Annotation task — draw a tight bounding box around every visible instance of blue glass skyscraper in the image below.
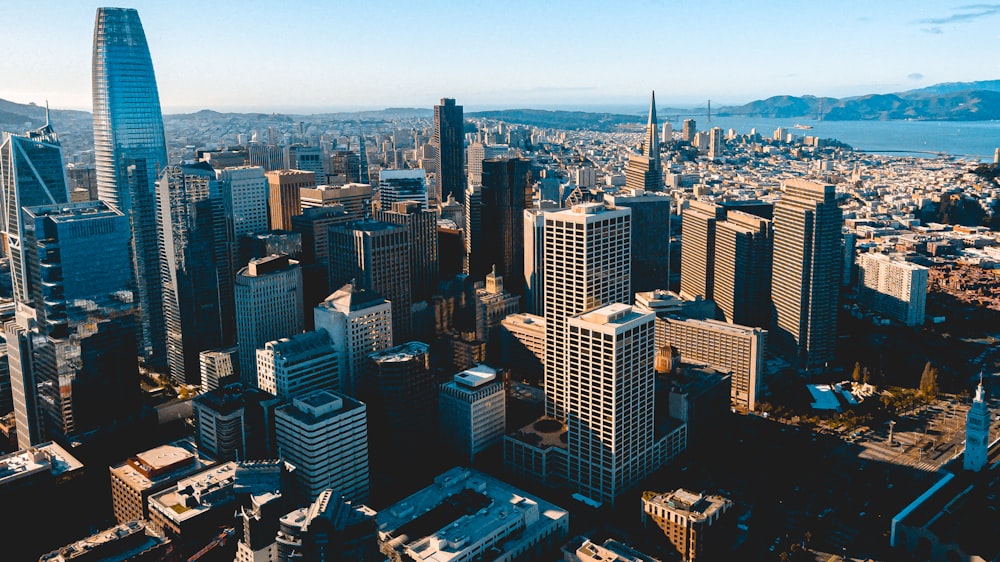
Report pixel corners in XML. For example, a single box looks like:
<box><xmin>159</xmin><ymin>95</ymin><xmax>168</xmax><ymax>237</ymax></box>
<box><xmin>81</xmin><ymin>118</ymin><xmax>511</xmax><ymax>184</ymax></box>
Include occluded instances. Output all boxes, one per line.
<box><xmin>0</xmin><ymin>116</ymin><xmax>71</xmax><ymax>304</ymax></box>
<box><xmin>92</xmin><ymin>7</ymin><xmax>168</xmax><ymax>369</ymax></box>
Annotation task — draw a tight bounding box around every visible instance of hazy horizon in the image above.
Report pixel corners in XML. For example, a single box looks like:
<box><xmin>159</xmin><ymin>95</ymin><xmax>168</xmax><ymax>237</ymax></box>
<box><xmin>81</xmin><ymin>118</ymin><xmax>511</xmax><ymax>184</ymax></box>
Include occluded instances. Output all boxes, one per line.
<box><xmin>4</xmin><ymin>1</ymin><xmax>1000</xmax><ymax>115</ymax></box>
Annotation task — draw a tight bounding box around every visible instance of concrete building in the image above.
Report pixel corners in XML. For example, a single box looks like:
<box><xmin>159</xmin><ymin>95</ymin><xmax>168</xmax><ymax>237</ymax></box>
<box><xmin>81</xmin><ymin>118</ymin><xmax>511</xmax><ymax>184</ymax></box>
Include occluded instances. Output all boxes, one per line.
<box><xmin>39</xmin><ymin>520</ymin><xmax>173</xmax><ymax>562</ymax></box>
<box><xmin>273</xmin><ymin>489</ymin><xmax>379</xmax><ymax>561</ymax></box>
<box><xmin>635</xmin><ymin>290</ymin><xmax>717</xmax><ymax>321</ymax></box>
<box><xmin>708</xmin><ymin>126</ymin><xmax>724</xmax><ymax>159</ymax></box>
<box><xmin>641</xmin><ymin>488</ymin><xmax>733</xmax><ymax>562</ymax></box>
<box><xmin>290</xmin><ymin>204</ymin><xmax>351</xmax><ymax>268</ymax></box>
<box><xmin>679</xmin><ymin>201</ymin><xmax>724</xmax><ymax>302</ymax></box>
<box><xmin>856</xmin><ymin>252</ymin><xmax>928</xmax><ymax>326</ymax></box>
<box><xmin>313</xmin><ymin>282</ymin><xmax>393</xmax><ymax>397</ymax></box>
<box><xmin>192</xmin><ymin>383</ymin><xmax>274</xmax><ymax>462</ymax></box>
<box><xmin>284</xmin><ymin>144</ymin><xmax>324</xmax><ymax>180</ymax></box>
<box><xmin>376</xmin><ymin>169</ymin><xmax>428</xmax><ymax>210</ymax></box>
<box><xmin>464</xmin><ymin>183</ymin><xmax>482</xmax><ymax>277</ymax></box>
<box><xmin>329</xmin><ymin>219</ymin><xmax>411</xmax><ymax>345</ymax></box>
<box><xmin>274</xmin><ymin>390</ymin><xmax>370</xmax><ymax>505</ymax></box>
<box><xmin>544</xmin><ymin>203</ymin><xmax>631</xmax><ymax>421</ymax></box>
<box><xmin>266</xmin><ymin>169</ymin><xmax>316</xmax><ymax>231</ymax></box>
<box><xmin>653</xmin><ymin>316</ymin><xmax>766</xmax><ymax>412</ymax></box>
<box><xmin>256</xmin><ymin>330</ymin><xmax>339</xmax><ymax>401</ymax></box>
<box><xmin>566</xmin><ymin>304</ymin><xmax>657</xmax><ymax>506</ymax></box>
<box><xmin>109</xmin><ymin>440</ymin><xmax>217</xmax><ymax>525</ymax></box>
<box><xmin>475</xmin><ymin>267</ymin><xmax>520</xmax><ymax>344</ymax></box>
<box><xmin>377</xmin><ymin>466</ymin><xmax>569</xmax><ymax>562</ymax></box>
<box><xmin>681</xmin><ymin>119</ymin><xmax>696</xmax><ymax>143</ymax></box>
<box><xmin>235</xmin><ymin>255</ymin><xmax>305</xmax><ymax>389</ymax></box>
<box><xmin>467</xmin><ymin>142</ymin><xmax>509</xmax><ymax>186</ymax></box>
<box><xmin>439</xmin><ymin>364</ymin><xmax>506</xmax><ymax>463</ymax></box>
<box><xmin>365</xmin><ymin>341</ymin><xmax>436</xmax><ymax>454</ymax></box>
<box><xmin>604</xmin><ymin>188</ymin><xmax>672</xmax><ymax>293</ymax></box>
<box><xmin>299</xmin><ymin>183</ymin><xmax>373</xmax><ymax>220</ymax></box>
<box><xmin>200</xmin><ymin>346</ymin><xmax>239</xmax><ymax>392</ymax></box>
<box><xmin>218</xmin><ymin>166</ymin><xmax>269</xmax><ymax>274</ymax></box>
<box><xmin>771</xmin><ymin>179</ymin><xmax>842</xmax><ymax>371</ymax></box>
<box><xmin>375</xmin><ymin>200</ymin><xmax>440</xmax><ymax>302</ymax></box>
<box><xmin>713</xmin><ymin>210</ymin><xmax>773</xmax><ymax>328</ymax></box>
<box><xmin>964</xmin><ymin>379</ymin><xmax>992</xmax><ymax>472</ymax></box>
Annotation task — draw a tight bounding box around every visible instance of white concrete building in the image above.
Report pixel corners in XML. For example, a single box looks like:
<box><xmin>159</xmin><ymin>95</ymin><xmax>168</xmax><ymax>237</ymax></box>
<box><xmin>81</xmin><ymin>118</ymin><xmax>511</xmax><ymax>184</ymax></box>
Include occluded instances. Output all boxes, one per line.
<box><xmin>566</xmin><ymin>303</ymin><xmax>657</xmax><ymax>506</ymax></box>
<box><xmin>857</xmin><ymin>252</ymin><xmax>928</xmax><ymax>326</ymax></box>
<box><xmin>439</xmin><ymin>364</ymin><xmax>506</xmax><ymax>463</ymax></box>
<box><xmin>256</xmin><ymin>330</ymin><xmax>339</xmax><ymax>401</ymax></box>
<box><xmin>274</xmin><ymin>390</ymin><xmax>370</xmax><ymax>504</ymax></box>
<box><xmin>314</xmin><ymin>282</ymin><xmax>393</xmax><ymax>397</ymax></box>
<box><xmin>235</xmin><ymin>255</ymin><xmax>304</xmax><ymax>389</ymax></box>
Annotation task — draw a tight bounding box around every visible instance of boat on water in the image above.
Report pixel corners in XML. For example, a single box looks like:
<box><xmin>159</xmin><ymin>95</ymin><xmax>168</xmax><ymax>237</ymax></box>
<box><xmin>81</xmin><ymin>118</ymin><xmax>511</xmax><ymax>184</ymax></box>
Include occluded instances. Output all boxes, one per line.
<box><xmin>793</xmin><ymin>123</ymin><xmax>813</xmax><ymax>130</ymax></box>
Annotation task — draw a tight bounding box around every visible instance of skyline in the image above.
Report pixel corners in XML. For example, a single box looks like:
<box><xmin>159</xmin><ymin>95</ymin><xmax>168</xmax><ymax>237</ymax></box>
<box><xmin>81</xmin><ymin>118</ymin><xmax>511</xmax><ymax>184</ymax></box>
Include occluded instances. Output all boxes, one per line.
<box><xmin>2</xmin><ymin>1</ymin><xmax>1000</xmax><ymax>113</ymax></box>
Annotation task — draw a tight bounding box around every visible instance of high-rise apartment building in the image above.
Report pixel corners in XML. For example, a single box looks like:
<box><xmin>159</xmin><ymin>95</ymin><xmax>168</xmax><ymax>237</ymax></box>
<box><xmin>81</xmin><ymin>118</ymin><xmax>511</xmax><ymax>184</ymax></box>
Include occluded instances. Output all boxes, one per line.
<box><xmin>376</xmin><ymin>169</ymin><xmax>428</xmax><ymax>210</ymax></box>
<box><xmin>771</xmin><ymin>179</ymin><xmax>842</xmax><ymax>370</ymax></box>
<box><xmin>625</xmin><ymin>92</ymin><xmax>663</xmax><ymax>193</ymax></box>
<box><xmin>681</xmin><ymin>119</ymin><xmax>696</xmax><ymax>143</ymax></box>
<box><xmin>438</xmin><ymin>364</ymin><xmax>506</xmax><ymax>464</ymax></box>
<box><xmin>478</xmin><ymin>157</ymin><xmax>533</xmax><ymax>293</ymax></box>
<box><xmin>544</xmin><ymin>203</ymin><xmax>631</xmax><ymax>421</ymax></box>
<box><xmin>266</xmin><ymin>169</ymin><xmax>315</xmax><ymax>231</ymax></box>
<box><xmin>432</xmin><ymin>98</ymin><xmax>465</xmax><ymax>204</ymax></box>
<box><xmin>856</xmin><ymin>252</ymin><xmax>928</xmax><ymax>327</ymax></box>
<box><xmin>0</xmin><ymin>120</ymin><xmax>71</xmax><ymax>303</ymax></box>
<box><xmin>313</xmin><ymin>282</ymin><xmax>392</xmax><ymax>397</ymax></box>
<box><xmin>604</xmin><ymin>189</ymin><xmax>672</xmax><ymax>293</ymax></box>
<box><xmin>708</xmin><ymin>126</ymin><xmax>724</xmax><ymax>159</ymax></box>
<box><xmin>157</xmin><ymin>164</ymin><xmax>231</xmax><ymax>385</ymax></box>
<box><xmin>218</xmin><ymin>166</ymin><xmax>269</xmax><ymax>274</ymax></box>
<box><xmin>463</xmin><ymin>183</ymin><xmax>482</xmax><ymax>277</ymax></box>
<box><xmin>714</xmin><ymin>210</ymin><xmax>773</xmax><ymax>327</ymax></box>
<box><xmin>256</xmin><ymin>330</ymin><xmax>339</xmax><ymax>401</ymax></box>
<box><xmin>679</xmin><ymin>201</ymin><xmax>724</xmax><ymax>302</ymax></box>
<box><xmin>92</xmin><ymin>7</ymin><xmax>169</xmax><ymax>369</ymax></box>
<box><xmin>374</xmin><ymin>201</ymin><xmax>439</xmax><ymax>302</ymax></box>
<box><xmin>328</xmin><ymin>220</ymin><xmax>411</xmax><ymax>344</ymax></box>
<box><xmin>235</xmin><ymin>255</ymin><xmax>305</xmax><ymax>389</ymax></box>
<box><xmin>566</xmin><ymin>304</ymin><xmax>656</xmax><ymax>506</ymax></box>
<box><xmin>274</xmin><ymin>390</ymin><xmax>370</xmax><ymax>504</ymax></box>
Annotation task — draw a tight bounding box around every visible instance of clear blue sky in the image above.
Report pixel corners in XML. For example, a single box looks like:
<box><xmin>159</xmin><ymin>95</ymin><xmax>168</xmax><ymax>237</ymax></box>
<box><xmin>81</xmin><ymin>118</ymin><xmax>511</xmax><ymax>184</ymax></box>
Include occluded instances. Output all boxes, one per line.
<box><xmin>2</xmin><ymin>0</ymin><xmax>999</xmax><ymax>113</ymax></box>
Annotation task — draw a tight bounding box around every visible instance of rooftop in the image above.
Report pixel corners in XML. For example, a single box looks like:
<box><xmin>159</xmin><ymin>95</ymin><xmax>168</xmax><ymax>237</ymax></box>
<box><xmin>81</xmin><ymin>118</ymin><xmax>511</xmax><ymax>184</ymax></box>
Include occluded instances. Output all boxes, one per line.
<box><xmin>643</xmin><ymin>488</ymin><xmax>732</xmax><ymax>522</ymax></box>
<box><xmin>452</xmin><ymin>364</ymin><xmax>499</xmax><ymax>388</ymax></box>
<box><xmin>39</xmin><ymin>520</ymin><xmax>167</xmax><ymax>561</ymax></box>
<box><xmin>369</xmin><ymin>341</ymin><xmax>431</xmax><ymax>363</ymax></box>
<box><xmin>148</xmin><ymin>462</ymin><xmax>238</xmax><ymax>524</ymax></box>
<box><xmin>0</xmin><ymin>442</ymin><xmax>83</xmax><ymax>486</ymax></box>
<box><xmin>377</xmin><ymin>467</ymin><xmax>568</xmax><ymax>562</ymax></box>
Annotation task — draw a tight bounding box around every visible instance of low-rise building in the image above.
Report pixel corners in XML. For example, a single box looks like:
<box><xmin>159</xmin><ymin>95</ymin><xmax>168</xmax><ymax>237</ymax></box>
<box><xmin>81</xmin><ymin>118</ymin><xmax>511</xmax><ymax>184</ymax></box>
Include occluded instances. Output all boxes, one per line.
<box><xmin>641</xmin><ymin>488</ymin><xmax>734</xmax><ymax>562</ymax></box>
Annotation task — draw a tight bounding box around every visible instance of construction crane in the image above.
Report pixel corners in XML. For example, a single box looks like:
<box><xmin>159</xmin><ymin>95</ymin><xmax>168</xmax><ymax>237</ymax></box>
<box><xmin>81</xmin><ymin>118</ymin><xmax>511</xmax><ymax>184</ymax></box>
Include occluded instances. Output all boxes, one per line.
<box><xmin>188</xmin><ymin>527</ymin><xmax>236</xmax><ymax>561</ymax></box>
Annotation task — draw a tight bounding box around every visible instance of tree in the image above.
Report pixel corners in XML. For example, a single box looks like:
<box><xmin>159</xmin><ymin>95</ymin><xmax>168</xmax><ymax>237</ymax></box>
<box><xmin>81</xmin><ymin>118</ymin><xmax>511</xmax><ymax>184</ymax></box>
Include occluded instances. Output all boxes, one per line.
<box><xmin>863</xmin><ymin>367</ymin><xmax>871</xmax><ymax>385</ymax></box>
<box><xmin>919</xmin><ymin>362</ymin><xmax>939</xmax><ymax>399</ymax></box>
<box><xmin>852</xmin><ymin>362</ymin><xmax>862</xmax><ymax>383</ymax></box>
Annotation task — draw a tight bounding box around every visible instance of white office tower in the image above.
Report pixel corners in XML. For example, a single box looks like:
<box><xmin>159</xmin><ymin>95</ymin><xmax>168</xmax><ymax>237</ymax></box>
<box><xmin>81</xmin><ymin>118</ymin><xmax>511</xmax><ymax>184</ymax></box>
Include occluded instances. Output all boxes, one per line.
<box><xmin>235</xmin><ymin>255</ymin><xmax>305</xmax><ymax>389</ymax></box>
<box><xmin>199</xmin><ymin>346</ymin><xmax>238</xmax><ymax>393</ymax></box>
<box><xmin>856</xmin><ymin>253</ymin><xmax>928</xmax><ymax>326</ymax></box>
<box><xmin>256</xmin><ymin>330</ymin><xmax>339</xmax><ymax>401</ymax></box>
<box><xmin>218</xmin><ymin>166</ymin><xmax>269</xmax><ymax>273</ymax></box>
<box><xmin>377</xmin><ymin>169</ymin><xmax>428</xmax><ymax>210</ymax></box>
<box><xmin>661</xmin><ymin>122</ymin><xmax>673</xmax><ymax>144</ymax></box>
<box><xmin>439</xmin><ymin>364</ymin><xmax>506</xmax><ymax>463</ymax></box>
<box><xmin>274</xmin><ymin>390</ymin><xmax>370</xmax><ymax>504</ymax></box>
<box><xmin>314</xmin><ymin>282</ymin><xmax>393</xmax><ymax>397</ymax></box>
<box><xmin>567</xmin><ymin>303</ymin><xmax>656</xmax><ymax>506</ymax></box>
<box><xmin>544</xmin><ymin>203</ymin><xmax>631</xmax><ymax>420</ymax></box>
<box><xmin>964</xmin><ymin>378</ymin><xmax>992</xmax><ymax>472</ymax></box>
<box><xmin>467</xmin><ymin>142</ymin><xmax>510</xmax><ymax>186</ymax></box>
<box><xmin>573</xmin><ymin>166</ymin><xmax>597</xmax><ymax>189</ymax></box>
<box><xmin>523</xmin><ymin>208</ymin><xmax>546</xmax><ymax>315</ymax></box>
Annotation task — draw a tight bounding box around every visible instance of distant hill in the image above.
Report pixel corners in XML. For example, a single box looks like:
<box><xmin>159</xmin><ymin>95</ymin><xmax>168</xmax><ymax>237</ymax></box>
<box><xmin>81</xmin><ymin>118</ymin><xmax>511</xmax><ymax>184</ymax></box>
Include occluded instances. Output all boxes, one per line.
<box><xmin>717</xmin><ymin>80</ymin><xmax>1000</xmax><ymax>121</ymax></box>
<box><xmin>0</xmin><ymin>99</ymin><xmax>91</xmax><ymax>130</ymax></box>
<box><xmin>466</xmin><ymin>109</ymin><xmax>644</xmax><ymax>131</ymax></box>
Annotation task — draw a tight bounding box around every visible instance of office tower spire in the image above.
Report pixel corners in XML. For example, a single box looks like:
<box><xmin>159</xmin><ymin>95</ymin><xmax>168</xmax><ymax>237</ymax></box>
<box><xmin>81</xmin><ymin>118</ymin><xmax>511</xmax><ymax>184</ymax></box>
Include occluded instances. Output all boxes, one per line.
<box><xmin>625</xmin><ymin>91</ymin><xmax>662</xmax><ymax>192</ymax></box>
<box><xmin>92</xmin><ymin>7</ymin><xmax>169</xmax><ymax>369</ymax></box>
<box><xmin>645</xmin><ymin>91</ymin><xmax>659</xmax><ymax>158</ymax></box>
